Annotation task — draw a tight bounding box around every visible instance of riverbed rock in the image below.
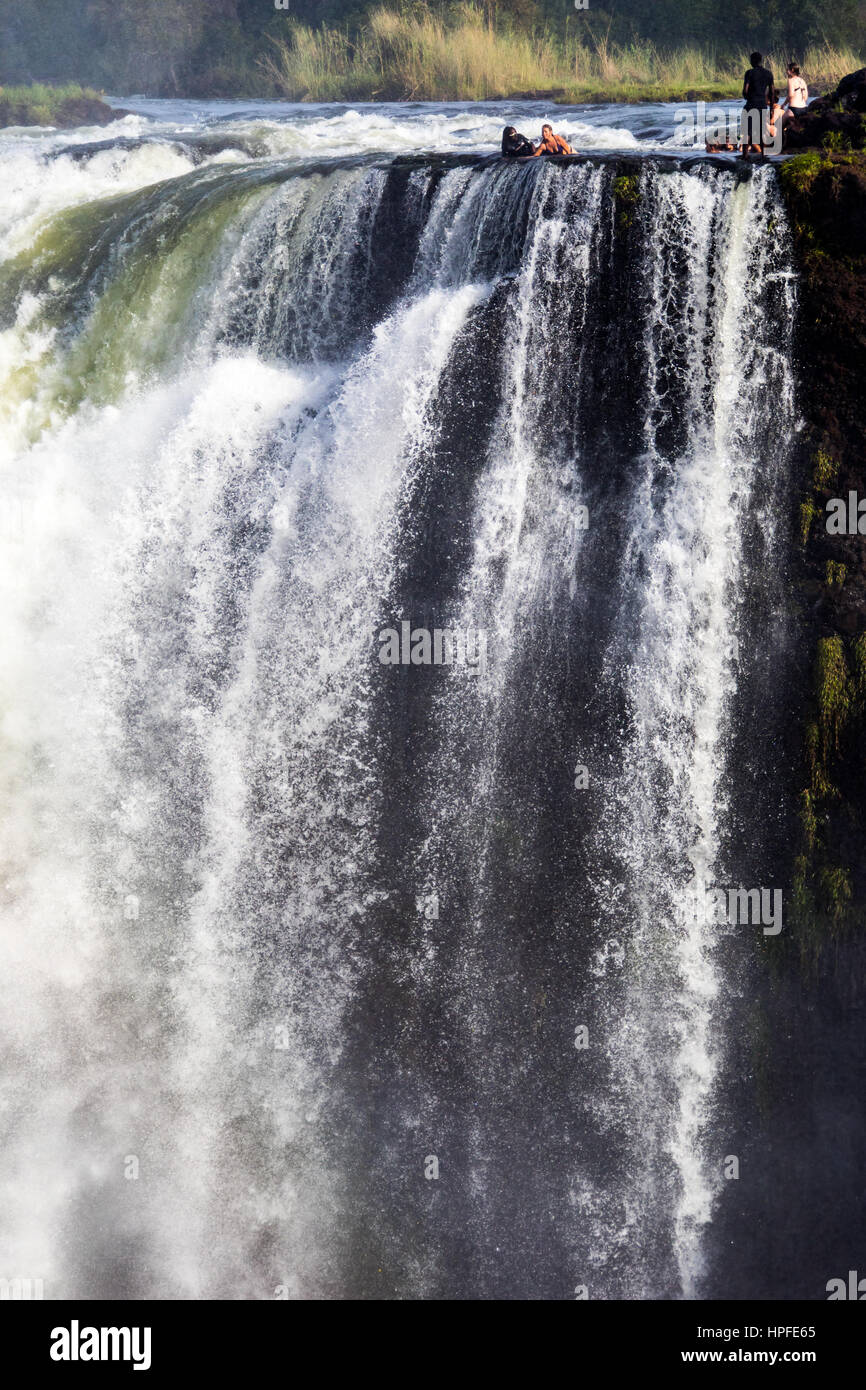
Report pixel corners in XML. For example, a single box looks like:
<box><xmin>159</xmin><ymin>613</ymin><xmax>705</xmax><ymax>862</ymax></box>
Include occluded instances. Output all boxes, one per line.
<box><xmin>784</xmin><ymin>68</ymin><xmax>866</xmax><ymax>151</ymax></box>
<box><xmin>54</xmin><ymin>96</ymin><xmax>128</xmax><ymax>127</ymax></box>
<box><xmin>0</xmin><ymin>93</ymin><xmax>126</xmax><ymax>129</ymax></box>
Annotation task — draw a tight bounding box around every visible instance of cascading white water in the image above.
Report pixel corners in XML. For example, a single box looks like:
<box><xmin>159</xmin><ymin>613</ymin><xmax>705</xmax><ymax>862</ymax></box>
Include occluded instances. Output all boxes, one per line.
<box><xmin>580</xmin><ymin>164</ymin><xmax>797</xmax><ymax>1297</ymax></box>
<box><xmin>0</xmin><ymin>153</ymin><xmax>491</xmax><ymax>1294</ymax></box>
<box><xmin>0</xmin><ymin>111</ymin><xmax>797</xmax><ymax>1300</ymax></box>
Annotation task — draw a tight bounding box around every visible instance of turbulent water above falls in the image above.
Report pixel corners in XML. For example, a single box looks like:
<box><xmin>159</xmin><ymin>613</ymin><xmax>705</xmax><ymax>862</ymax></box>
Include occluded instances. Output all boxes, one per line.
<box><xmin>0</xmin><ymin>102</ymin><xmax>798</xmax><ymax>1300</ymax></box>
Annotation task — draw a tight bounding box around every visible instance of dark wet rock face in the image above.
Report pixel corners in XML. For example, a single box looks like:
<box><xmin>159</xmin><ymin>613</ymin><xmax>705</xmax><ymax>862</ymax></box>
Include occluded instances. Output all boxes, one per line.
<box><xmin>836</xmin><ymin>67</ymin><xmax>866</xmax><ymax>107</ymax></box>
<box><xmin>775</xmin><ymin>149</ymin><xmax>866</xmax><ymax>965</ymax></box>
<box><xmin>698</xmin><ymin>144</ymin><xmax>866</xmax><ymax>1305</ymax></box>
<box><xmin>53</xmin><ymin>96</ymin><xmax>121</xmax><ymax>126</ymax></box>
<box><xmin>781</xmin><ymin>152</ymin><xmax>866</xmax><ymax>626</ymax></box>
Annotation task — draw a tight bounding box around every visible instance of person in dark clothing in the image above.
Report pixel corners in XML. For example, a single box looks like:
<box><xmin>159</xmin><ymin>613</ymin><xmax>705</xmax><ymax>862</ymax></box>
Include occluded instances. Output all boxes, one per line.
<box><xmin>740</xmin><ymin>51</ymin><xmax>775</xmax><ymax>154</ymax></box>
<box><xmin>501</xmin><ymin>125</ymin><xmax>535</xmax><ymax>157</ymax></box>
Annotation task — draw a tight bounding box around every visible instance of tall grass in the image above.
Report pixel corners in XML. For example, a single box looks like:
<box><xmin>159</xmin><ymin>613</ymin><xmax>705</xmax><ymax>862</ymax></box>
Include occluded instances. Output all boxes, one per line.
<box><xmin>264</xmin><ymin>6</ymin><xmax>864</xmax><ymax>104</ymax></box>
<box><xmin>0</xmin><ymin>82</ymin><xmax>104</xmax><ymax>127</ymax></box>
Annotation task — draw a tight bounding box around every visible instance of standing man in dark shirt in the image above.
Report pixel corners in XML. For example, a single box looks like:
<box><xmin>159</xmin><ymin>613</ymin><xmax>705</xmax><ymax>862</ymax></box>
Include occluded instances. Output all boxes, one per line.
<box><xmin>741</xmin><ymin>51</ymin><xmax>775</xmax><ymax>154</ymax></box>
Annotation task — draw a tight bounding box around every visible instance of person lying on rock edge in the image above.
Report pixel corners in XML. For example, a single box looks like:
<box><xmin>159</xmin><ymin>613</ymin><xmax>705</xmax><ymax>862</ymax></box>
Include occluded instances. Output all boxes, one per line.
<box><xmin>534</xmin><ymin>123</ymin><xmax>574</xmax><ymax>155</ymax></box>
<box><xmin>501</xmin><ymin>125</ymin><xmax>535</xmax><ymax>157</ymax></box>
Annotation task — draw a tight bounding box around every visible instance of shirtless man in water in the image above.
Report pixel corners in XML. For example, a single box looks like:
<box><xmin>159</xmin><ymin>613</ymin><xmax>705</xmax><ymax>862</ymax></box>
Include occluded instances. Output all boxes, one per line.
<box><xmin>534</xmin><ymin>123</ymin><xmax>574</xmax><ymax>155</ymax></box>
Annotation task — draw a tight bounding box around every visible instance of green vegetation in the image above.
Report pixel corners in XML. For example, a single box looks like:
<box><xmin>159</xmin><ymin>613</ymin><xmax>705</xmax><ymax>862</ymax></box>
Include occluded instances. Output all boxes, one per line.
<box><xmin>798</xmin><ymin>494</ymin><xmax>818</xmax><ymax>546</ymax></box>
<box><xmin>822</xmin><ymin>129</ymin><xmax>852</xmax><ymax>151</ymax></box>
<box><xmin>781</xmin><ymin>151</ymin><xmax>828</xmax><ymax>200</ymax></box>
<box><xmin>264</xmin><ymin>10</ymin><xmax>753</xmax><ymax>103</ymax></box>
<box><xmin>779</xmin><ymin>149</ymin><xmax>866</xmax><ymax>253</ymax></box>
<box><xmin>1</xmin><ymin>0</ymin><xmax>864</xmax><ymax>101</ymax></box>
<box><xmin>264</xmin><ymin>13</ymin><xmax>865</xmax><ymax>103</ymax></box>
<box><xmin>785</xmin><ymin>434</ymin><xmax>866</xmax><ymax>966</ymax></box>
<box><xmin>0</xmin><ymin>82</ymin><xmax>109</xmax><ymax>128</ymax></box>
<box><xmin>612</xmin><ymin>172</ymin><xmax>640</xmax><ymax>227</ymax></box>
<box><xmin>805</xmin><ymin>719</ymin><xmax>834</xmax><ymax>799</ymax></box>
<box><xmin>612</xmin><ymin>173</ymin><xmax>639</xmax><ymax>199</ymax></box>
<box><xmin>816</xmin><ymin>634</ymin><xmax>851</xmax><ymax>759</ymax></box>
<box><xmin>812</xmin><ymin>447</ymin><xmax>839</xmax><ymax>489</ymax></box>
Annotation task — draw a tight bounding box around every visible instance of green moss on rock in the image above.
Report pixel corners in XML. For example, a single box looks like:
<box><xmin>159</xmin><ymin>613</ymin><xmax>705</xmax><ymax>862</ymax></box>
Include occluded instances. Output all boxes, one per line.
<box><xmin>612</xmin><ymin>173</ymin><xmax>640</xmax><ymax>228</ymax></box>
<box><xmin>780</xmin><ymin>151</ymin><xmax>827</xmax><ymax>200</ymax></box>
<box><xmin>798</xmin><ymin>495</ymin><xmax>817</xmax><ymax>545</ymax></box>
<box><xmin>816</xmin><ymin>634</ymin><xmax>851</xmax><ymax>758</ymax></box>
<box><xmin>812</xmin><ymin>448</ymin><xmax>839</xmax><ymax>490</ymax></box>
<box><xmin>790</xmin><ymin>632</ymin><xmax>866</xmax><ymax>963</ymax></box>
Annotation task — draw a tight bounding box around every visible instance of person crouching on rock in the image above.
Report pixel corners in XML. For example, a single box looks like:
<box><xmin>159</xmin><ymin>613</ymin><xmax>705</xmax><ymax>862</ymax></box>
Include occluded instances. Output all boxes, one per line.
<box><xmin>501</xmin><ymin>126</ymin><xmax>535</xmax><ymax>157</ymax></box>
<box><xmin>534</xmin><ymin>123</ymin><xmax>574</xmax><ymax>155</ymax></box>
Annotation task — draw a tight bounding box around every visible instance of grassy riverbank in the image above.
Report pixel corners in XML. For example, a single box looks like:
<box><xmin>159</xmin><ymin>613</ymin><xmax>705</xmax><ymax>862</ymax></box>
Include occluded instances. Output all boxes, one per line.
<box><xmin>264</xmin><ymin>9</ymin><xmax>863</xmax><ymax>104</ymax></box>
<box><xmin>0</xmin><ymin>83</ymin><xmax>116</xmax><ymax>129</ymax></box>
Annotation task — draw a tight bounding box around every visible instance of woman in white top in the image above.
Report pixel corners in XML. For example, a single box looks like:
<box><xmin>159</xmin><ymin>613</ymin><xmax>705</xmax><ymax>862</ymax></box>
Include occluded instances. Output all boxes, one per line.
<box><xmin>783</xmin><ymin>62</ymin><xmax>809</xmax><ymax>112</ymax></box>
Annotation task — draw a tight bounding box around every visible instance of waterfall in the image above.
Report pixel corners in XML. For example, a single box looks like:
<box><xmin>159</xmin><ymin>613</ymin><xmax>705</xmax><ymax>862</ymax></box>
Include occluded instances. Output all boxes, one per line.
<box><xmin>0</xmin><ymin>134</ymin><xmax>797</xmax><ymax>1299</ymax></box>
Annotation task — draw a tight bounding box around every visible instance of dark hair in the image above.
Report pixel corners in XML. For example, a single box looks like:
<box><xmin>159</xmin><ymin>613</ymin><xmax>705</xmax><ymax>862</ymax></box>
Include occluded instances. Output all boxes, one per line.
<box><xmin>504</xmin><ymin>125</ymin><xmax>516</xmax><ymax>135</ymax></box>
<box><xmin>750</xmin><ymin>51</ymin><xmax>762</xmax><ymax>66</ymax></box>
<box><xmin>788</xmin><ymin>62</ymin><xmax>800</xmax><ymax>75</ymax></box>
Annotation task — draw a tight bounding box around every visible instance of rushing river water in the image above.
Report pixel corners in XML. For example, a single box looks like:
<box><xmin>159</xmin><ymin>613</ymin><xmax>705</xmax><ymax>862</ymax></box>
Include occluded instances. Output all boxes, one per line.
<box><xmin>0</xmin><ymin>99</ymin><xmax>801</xmax><ymax>1299</ymax></box>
